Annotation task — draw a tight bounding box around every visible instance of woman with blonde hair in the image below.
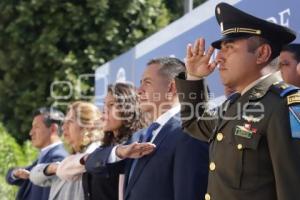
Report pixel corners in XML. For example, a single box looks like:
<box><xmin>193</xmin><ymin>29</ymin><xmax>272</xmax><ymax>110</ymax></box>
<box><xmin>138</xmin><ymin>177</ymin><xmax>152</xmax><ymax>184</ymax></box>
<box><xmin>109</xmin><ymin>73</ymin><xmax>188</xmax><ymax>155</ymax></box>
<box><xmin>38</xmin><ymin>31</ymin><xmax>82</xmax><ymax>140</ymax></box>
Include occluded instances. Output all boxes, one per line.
<box><xmin>30</xmin><ymin>101</ymin><xmax>103</xmax><ymax>200</ymax></box>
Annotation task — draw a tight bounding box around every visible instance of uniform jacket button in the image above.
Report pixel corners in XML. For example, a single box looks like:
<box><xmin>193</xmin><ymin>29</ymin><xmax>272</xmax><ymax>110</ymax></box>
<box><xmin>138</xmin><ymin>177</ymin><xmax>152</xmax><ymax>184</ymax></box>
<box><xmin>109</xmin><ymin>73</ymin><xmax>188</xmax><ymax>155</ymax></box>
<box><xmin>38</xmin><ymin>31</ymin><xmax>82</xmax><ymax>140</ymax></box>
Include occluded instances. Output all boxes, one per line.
<box><xmin>209</xmin><ymin>162</ymin><xmax>216</xmax><ymax>171</ymax></box>
<box><xmin>205</xmin><ymin>193</ymin><xmax>211</xmax><ymax>200</ymax></box>
<box><xmin>237</xmin><ymin>144</ymin><xmax>243</xmax><ymax>150</ymax></box>
<box><xmin>216</xmin><ymin>133</ymin><xmax>224</xmax><ymax>141</ymax></box>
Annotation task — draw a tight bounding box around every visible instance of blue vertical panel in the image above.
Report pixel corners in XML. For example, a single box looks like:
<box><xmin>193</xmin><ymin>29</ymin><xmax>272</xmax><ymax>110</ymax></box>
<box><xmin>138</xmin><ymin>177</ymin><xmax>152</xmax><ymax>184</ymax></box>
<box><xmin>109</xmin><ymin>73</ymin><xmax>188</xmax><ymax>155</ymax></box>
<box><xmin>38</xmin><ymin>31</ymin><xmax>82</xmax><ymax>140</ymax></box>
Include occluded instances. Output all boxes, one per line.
<box><xmin>95</xmin><ymin>63</ymin><xmax>109</xmax><ymax>107</ymax></box>
<box><xmin>95</xmin><ymin>48</ymin><xmax>135</xmax><ymax>106</ymax></box>
<box><xmin>107</xmin><ymin>48</ymin><xmax>135</xmax><ymax>84</ymax></box>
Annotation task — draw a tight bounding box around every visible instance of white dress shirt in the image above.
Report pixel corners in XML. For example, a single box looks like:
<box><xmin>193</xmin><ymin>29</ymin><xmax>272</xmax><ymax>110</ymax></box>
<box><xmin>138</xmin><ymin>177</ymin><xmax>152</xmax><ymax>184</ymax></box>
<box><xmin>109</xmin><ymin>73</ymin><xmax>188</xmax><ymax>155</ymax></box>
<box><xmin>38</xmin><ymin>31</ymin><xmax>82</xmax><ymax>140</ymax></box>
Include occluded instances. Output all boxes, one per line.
<box><xmin>38</xmin><ymin>141</ymin><xmax>63</xmax><ymax>163</ymax></box>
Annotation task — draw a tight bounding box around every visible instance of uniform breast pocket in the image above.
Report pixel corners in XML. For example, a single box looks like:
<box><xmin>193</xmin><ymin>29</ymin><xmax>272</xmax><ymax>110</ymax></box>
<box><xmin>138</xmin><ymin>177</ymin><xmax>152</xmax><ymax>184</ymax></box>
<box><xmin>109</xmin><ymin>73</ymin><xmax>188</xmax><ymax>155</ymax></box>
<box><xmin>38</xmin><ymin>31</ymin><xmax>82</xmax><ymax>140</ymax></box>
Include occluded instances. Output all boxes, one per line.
<box><xmin>227</xmin><ymin>130</ymin><xmax>262</xmax><ymax>189</ymax></box>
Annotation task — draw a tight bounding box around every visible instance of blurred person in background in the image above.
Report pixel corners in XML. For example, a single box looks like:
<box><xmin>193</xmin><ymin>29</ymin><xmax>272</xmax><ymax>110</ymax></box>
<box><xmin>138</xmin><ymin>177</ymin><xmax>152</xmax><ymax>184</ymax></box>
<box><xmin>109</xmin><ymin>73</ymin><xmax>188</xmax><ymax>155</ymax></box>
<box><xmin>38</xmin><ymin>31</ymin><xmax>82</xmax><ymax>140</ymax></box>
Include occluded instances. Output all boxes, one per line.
<box><xmin>6</xmin><ymin>107</ymin><xmax>68</xmax><ymax>200</ymax></box>
<box><xmin>279</xmin><ymin>43</ymin><xmax>300</xmax><ymax>86</ymax></box>
<box><xmin>29</xmin><ymin>101</ymin><xmax>103</xmax><ymax>200</ymax></box>
<box><xmin>297</xmin><ymin>63</ymin><xmax>300</xmax><ymax>76</ymax></box>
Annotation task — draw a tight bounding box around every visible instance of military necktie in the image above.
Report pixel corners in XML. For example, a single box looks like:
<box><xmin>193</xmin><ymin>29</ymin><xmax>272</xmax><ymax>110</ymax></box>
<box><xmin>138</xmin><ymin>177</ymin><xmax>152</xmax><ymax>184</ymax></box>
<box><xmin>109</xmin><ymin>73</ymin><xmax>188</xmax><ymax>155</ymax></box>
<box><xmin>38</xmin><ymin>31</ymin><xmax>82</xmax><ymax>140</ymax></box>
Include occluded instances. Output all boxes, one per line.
<box><xmin>223</xmin><ymin>92</ymin><xmax>241</xmax><ymax>113</ymax></box>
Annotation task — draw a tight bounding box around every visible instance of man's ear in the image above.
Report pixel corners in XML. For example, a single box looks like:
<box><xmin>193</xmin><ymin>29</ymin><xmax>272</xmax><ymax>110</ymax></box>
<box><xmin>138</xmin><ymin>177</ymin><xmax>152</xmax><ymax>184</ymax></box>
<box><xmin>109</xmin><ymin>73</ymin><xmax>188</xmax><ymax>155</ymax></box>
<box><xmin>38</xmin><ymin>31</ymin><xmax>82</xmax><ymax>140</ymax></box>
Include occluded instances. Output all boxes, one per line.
<box><xmin>255</xmin><ymin>44</ymin><xmax>272</xmax><ymax>65</ymax></box>
<box><xmin>296</xmin><ymin>62</ymin><xmax>300</xmax><ymax>75</ymax></box>
<box><xmin>166</xmin><ymin>80</ymin><xmax>177</xmax><ymax>100</ymax></box>
<box><xmin>50</xmin><ymin>123</ymin><xmax>59</xmax><ymax>135</ymax></box>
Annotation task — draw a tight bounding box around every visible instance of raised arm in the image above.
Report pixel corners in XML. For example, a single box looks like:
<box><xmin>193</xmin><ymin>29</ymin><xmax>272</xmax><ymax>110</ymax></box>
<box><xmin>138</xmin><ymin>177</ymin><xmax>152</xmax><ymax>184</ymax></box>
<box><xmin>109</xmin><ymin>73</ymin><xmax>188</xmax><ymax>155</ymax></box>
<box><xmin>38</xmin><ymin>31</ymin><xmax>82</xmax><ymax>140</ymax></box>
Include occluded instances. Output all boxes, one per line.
<box><xmin>175</xmin><ymin>38</ymin><xmax>217</xmax><ymax>141</ymax></box>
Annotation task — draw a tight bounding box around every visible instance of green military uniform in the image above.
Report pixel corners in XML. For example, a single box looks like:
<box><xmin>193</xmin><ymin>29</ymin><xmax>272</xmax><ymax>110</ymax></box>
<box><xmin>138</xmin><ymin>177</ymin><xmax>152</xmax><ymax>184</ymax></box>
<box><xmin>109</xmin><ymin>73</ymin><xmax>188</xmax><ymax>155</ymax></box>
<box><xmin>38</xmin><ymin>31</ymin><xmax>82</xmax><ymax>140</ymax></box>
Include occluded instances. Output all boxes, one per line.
<box><xmin>176</xmin><ymin>73</ymin><xmax>300</xmax><ymax>200</ymax></box>
<box><xmin>175</xmin><ymin>2</ymin><xmax>299</xmax><ymax>200</ymax></box>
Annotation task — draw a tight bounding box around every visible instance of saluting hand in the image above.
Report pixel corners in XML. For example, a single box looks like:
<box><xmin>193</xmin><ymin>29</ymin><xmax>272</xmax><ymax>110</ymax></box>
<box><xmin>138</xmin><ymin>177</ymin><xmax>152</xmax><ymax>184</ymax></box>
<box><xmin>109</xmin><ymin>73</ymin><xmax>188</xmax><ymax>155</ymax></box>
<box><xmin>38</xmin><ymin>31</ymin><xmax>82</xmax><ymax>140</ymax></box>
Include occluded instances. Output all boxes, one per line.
<box><xmin>185</xmin><ymin>38</ymin><xmax>216</xmax><ymax>79</ymax></box>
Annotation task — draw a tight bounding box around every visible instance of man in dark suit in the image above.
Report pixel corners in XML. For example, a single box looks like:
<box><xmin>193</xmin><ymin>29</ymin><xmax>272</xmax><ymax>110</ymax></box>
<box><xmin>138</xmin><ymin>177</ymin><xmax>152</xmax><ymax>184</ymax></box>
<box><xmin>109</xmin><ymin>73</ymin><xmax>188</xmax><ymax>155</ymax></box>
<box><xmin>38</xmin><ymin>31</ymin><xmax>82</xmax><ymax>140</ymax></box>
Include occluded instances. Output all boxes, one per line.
<box><xmin>6</xmin><ymin>107</ymin><xmax>68</xmax><ymax>200</ymax></box>
<box><xmin>85</xmin><ymin>57</ymin><xmax>209</xmax><ymax>200</ymax></box>
<box><xmin>175</xmin><ymin>2</ymin><xmax>300</xmax><ymax>200</ymax></box>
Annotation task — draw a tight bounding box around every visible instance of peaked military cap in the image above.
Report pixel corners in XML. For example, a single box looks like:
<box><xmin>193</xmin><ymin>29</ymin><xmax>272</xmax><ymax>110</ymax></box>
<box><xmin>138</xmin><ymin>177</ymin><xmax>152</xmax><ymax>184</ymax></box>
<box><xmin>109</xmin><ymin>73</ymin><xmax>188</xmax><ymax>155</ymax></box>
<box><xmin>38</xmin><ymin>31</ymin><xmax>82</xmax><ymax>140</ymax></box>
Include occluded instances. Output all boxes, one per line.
<box><xmin>211</xmin><ymin>2</ymin><xmax>296</xmax><ymax>58</ymax></box>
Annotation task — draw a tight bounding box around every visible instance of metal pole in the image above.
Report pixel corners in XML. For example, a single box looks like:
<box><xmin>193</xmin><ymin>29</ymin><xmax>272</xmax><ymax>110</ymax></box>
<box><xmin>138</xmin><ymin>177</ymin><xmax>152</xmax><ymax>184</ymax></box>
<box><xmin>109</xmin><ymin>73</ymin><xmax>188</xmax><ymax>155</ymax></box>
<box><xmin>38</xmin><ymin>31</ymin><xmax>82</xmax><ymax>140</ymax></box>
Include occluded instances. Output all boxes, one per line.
<box><xmin>184</xmin><ymin>0</ymin><xmax>193</xmax><ymax>14</ymax></box>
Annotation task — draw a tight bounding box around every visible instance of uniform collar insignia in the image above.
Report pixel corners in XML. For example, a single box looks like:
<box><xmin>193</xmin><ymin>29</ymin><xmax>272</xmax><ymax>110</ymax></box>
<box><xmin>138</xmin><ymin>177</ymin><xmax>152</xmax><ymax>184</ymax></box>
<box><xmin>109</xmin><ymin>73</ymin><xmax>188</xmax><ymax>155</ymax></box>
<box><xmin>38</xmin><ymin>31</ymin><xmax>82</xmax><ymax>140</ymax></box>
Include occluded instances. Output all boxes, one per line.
<box><xmin>248</xmin><ymin>74</ymin><xmax>281</xmax><ymax>100</ymax></box>
<box><xmin>242</xmin><ymin>114</ymin><xmax>261</xmax><ymax>123</ymax></box>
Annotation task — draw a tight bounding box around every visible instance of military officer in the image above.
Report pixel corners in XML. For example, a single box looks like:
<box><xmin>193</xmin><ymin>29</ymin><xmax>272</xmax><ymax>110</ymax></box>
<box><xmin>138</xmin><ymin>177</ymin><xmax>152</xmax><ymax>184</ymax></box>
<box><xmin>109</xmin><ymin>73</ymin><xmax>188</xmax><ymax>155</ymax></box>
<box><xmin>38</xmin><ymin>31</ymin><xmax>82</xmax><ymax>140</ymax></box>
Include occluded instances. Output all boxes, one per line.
<box><xmin>175</xmin><ymin>2</ymin><xmax>300</xmax><ymax>200</ymax></box>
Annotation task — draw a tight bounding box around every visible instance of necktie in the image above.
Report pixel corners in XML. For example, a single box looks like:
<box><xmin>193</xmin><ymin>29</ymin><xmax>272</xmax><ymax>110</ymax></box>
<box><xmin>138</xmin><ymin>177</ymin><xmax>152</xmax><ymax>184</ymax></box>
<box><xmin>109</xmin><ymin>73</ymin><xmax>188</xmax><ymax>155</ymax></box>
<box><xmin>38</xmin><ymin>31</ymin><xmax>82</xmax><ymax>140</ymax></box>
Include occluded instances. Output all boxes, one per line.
<box><xmin>227</xmin><ymin>92</ymin><xmax>241</xmax><ymax>104</ymax></box>
<box><xmin>128</xmin><ymin>122</ymin><xmax>160</xmax><ymax>182</ymax></box>
<box><xmin>209</xmin><ymin>92</ymin><xmax>241</xmax><ymax>143</ymax></box>
<box><xmin>223</xmin><ymin>92</ymin><xmax>241</xmax><ymax>113</ymax></box>
<box><xmin>140</xmin><ymin>122</ymin><xmax>160</xmax><ymax>143</ymax></box>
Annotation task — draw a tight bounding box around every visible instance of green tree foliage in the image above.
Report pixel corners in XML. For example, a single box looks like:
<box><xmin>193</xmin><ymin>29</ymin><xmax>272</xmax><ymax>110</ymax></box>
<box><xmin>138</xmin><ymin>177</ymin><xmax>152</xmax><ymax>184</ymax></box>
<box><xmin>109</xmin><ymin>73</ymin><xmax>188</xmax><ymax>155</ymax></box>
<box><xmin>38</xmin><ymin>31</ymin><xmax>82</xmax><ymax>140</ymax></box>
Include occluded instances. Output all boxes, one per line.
<box><xmin>0</xmin><ymin>123</ymin><xmax>26</xmax><ymax>175</ymax></box>
<box><xmin>0</xmin><ymin>176</ymin><xmax>16</xmax><ymax>200</ymax></box>
<box><xmin>0</xmin><ymin>0</ymin><xmax>171</xmax><ymax>143</ymax></box>
<box><xmin>163</xmin><ymin>0</ymin><xmax>207</xmax><ymax>21</ymax></box>
<box><xmin>0</xmin><ymin>123</ymin><xmax>38</xmax><ymax>199</ymax></box>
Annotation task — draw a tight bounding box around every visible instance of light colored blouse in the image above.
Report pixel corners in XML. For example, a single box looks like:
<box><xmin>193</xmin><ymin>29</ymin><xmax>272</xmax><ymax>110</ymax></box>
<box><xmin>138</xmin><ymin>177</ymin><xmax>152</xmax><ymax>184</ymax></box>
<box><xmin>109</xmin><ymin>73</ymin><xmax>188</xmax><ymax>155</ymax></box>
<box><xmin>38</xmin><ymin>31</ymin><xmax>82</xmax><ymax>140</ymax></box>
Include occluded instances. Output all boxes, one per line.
<box><xmin>29</xmin><ymin>142</ymin><xmax>100</xmax><ymax>200</ymax></box>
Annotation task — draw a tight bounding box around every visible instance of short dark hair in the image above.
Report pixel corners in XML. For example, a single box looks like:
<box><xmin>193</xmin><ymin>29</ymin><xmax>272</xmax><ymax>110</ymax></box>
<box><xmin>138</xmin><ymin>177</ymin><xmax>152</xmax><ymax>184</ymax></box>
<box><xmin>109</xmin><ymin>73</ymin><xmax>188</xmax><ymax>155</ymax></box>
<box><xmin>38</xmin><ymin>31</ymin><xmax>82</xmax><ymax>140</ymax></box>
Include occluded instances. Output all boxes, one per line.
<box><xmin>281</xmin><ymin>43</ymin><xmax>300</xmax><ymax>62</ymax></box>
<box><xmin>147</xmin><ymin>57</ymin><xmax>186</xmax><ymax>80</ymax></box>
<box><xmin>246</xmin><ymin>36</ymin><xmax>281</xmax><ymax>61</ymax></box>
<box><xmin>33</xmin><ymin>107</ymin><xmax>64</xmax><ymax>134</ymax></box>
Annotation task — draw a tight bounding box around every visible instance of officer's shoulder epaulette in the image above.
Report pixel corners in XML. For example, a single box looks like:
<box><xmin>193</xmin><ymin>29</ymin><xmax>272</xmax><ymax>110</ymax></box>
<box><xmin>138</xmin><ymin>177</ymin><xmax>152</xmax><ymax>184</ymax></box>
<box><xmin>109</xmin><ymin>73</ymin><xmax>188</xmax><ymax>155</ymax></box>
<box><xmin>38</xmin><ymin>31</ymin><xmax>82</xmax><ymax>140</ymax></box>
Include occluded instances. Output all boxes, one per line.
<box><xmin>270</xmin><ymin>81</ymin><xmax>299</xmax><ymax>97</ymax></box>
<box><xmin>270</xmin><ymin>81</ymin><xmax>300</xmax><ymax>105</ymax></box>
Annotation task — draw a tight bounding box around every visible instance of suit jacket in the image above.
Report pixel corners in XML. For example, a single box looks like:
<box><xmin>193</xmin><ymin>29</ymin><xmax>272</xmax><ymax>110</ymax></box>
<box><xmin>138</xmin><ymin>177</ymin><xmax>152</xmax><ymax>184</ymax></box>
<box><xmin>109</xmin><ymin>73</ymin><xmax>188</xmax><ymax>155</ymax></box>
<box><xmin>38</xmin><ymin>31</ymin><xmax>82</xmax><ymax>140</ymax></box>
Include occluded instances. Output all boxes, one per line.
<box><xmin>6</xmin><ymin>143</ymin><xmax>68</xmax><ymax>200</ymax></box>
<box><xmin>86</xmin><ymin>115</ymin><xmax>209</xmax><ymax>200</ymax></box>
<box><xmin>82</xmin><ymin>171</ymin><xmax>119</xmax><ymax>200</ymax></box>
<box><xmin>175</xmin><ymin>73</ymin><xmax>300</xmax><ymax>200</ymax></box>
<box><xmin>83</xmin><ymin>133</ymin><xmax>141</xmax><ymax>200</ymax></box>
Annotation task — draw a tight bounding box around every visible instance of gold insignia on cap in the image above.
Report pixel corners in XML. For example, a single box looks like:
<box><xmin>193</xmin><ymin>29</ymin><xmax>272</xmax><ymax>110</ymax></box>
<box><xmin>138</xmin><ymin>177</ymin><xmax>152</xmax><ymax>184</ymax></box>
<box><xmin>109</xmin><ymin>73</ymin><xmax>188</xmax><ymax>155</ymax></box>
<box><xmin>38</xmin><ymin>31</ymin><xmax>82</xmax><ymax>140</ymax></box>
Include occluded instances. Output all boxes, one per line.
<box><xmin>220</xmin><ymin>22</ymin><xmax>224</xmax><ymax>31</ymax></box>
<box><xmin>287</xmin><ymin>93</ymin><xmax>300</xmax><ymax>105</ymax></box>
<box><xmin>222</xmin><ymin>27</ymin><xmax>262</xmax><ymax>36</ymax></box>
<box><xmin>217</xmin><ymin>7</ymin><xmax>221</xmax><ymax>15</ymax></box>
